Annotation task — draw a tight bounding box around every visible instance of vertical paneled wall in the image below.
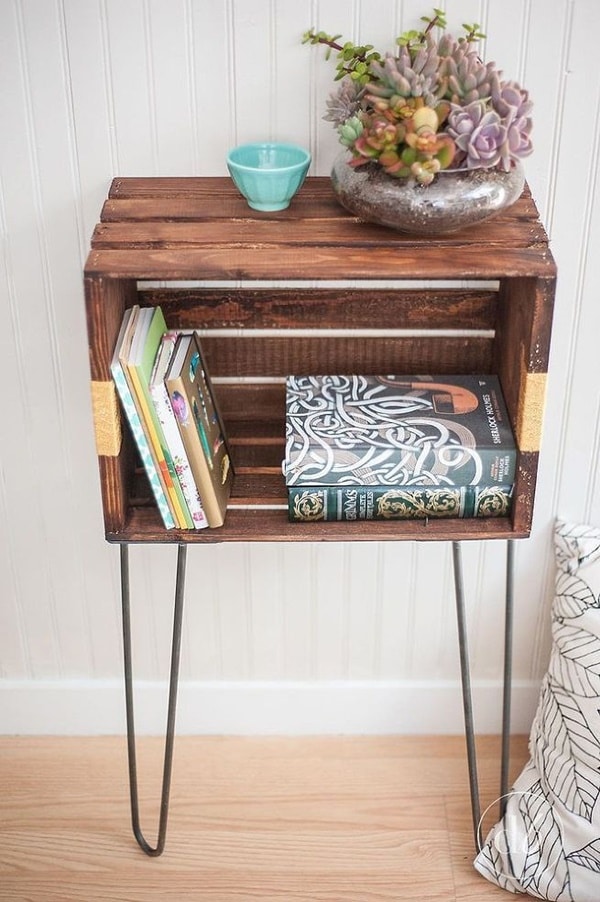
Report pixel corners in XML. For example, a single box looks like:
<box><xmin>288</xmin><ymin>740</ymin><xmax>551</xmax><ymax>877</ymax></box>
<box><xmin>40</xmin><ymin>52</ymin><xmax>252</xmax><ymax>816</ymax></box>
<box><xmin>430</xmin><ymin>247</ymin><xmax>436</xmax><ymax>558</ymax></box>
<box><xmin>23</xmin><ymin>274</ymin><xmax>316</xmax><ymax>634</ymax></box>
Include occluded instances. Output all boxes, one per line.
<box><xmin>0</xmin><ymin>0</ymin><xmax>598</xmax><ymax>733</ymax></box>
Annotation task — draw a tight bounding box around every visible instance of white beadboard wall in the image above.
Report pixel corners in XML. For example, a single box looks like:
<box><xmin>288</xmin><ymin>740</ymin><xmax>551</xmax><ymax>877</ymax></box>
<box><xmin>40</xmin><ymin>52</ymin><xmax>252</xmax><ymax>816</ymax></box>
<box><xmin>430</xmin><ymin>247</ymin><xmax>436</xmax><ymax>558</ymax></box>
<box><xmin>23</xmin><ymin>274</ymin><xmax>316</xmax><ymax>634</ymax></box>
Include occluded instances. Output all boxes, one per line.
<box><xmin>0</xmin><ymin>0</ymin><xmax>599</xmax><ymax>735</ymax></box>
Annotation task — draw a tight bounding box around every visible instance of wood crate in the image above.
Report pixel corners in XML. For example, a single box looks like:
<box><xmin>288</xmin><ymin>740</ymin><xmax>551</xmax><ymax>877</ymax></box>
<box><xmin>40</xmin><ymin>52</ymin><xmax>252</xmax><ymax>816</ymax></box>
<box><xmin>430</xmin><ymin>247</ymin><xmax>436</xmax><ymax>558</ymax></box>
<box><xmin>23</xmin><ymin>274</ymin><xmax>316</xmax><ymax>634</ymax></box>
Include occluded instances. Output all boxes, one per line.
<box><xmin>84</xmin><ymin>176</ymin><xmax>556</xmax><ymax>543</ymax></box>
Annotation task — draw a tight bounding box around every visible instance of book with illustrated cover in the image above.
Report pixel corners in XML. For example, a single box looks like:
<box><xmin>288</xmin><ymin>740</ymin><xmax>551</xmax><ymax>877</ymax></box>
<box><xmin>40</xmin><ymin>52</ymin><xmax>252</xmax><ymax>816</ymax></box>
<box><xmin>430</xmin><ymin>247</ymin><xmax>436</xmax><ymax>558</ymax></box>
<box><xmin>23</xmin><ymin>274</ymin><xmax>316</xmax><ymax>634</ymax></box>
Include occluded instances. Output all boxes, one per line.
<box><xmin>149</xmin><ymin>331</ymin><xmax>209</xmax><ymax>530</ymax></box>
<box><xmin>123</xmin><ymin>306</ymin><xmax>193</xmax><ymax>529</ymax></box>
<box><xmin>110</xmin><ymin>307</ymin><xmax>175</xmax><ymax>530</ymax></box>
<box><xmin>165</xmin><ymin>332</ymin><xmax>233</xmax><ymax>528</ymax></box>
<box><xmin>285</xmin><ymin>375</ymin><xmax>516</xmax><ymax>490</ymax></box>
<box><xmin>288</xmin><ymin>484</ymin><xmax>513</xmax><ymax>522</ymax></box>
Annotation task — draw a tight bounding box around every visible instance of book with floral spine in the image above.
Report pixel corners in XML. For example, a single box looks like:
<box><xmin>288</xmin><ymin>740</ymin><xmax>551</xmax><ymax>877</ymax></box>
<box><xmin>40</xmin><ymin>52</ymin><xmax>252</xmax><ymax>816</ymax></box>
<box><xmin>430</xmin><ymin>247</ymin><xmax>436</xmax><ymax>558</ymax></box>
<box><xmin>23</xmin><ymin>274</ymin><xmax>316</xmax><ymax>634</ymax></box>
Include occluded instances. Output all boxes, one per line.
<box><xmin>285</xmin><ymin>374</ymin><xmax>516</xmax><ymax>490</ymax></box>
<box><xmin>110</xmin><ymin>306</ymin><xmax>175</xmax><ymax>530</ymax></box>
<box><xmin>288</xmin><ymin>483</ymin><xmax>513</xmax><ymax>522</ymax></box>
<box><xmin>165</xmin><ymin>332</ymin><xmax>233</xmax><ymax>528</ymax></box>
<box><xmin>149</xmin><ymin>330</ymin><xmax>209</xmax><ymax>530</ymax></box>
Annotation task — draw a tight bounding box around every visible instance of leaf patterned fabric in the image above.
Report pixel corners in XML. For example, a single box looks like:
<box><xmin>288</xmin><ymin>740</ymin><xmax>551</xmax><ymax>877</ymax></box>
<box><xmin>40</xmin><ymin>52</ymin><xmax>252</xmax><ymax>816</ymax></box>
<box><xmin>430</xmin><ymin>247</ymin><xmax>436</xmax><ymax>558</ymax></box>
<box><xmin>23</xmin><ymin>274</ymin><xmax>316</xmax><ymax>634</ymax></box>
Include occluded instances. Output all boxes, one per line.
<box><xmin>474</xmin><ymin>520</ymin><xmax>600</xmax><ymax>900</ymax></box>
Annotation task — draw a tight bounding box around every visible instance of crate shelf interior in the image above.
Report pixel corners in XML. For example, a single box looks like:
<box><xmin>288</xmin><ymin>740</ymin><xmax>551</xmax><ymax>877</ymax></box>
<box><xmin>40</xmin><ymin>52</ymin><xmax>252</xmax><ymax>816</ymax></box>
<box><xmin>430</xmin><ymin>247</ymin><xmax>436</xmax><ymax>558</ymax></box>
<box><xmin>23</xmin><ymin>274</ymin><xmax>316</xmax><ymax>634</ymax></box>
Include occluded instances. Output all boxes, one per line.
<box><xmin>84</xmin><ymin>176</ymin><xmax>556</xmax><ymax>544</ymax></box>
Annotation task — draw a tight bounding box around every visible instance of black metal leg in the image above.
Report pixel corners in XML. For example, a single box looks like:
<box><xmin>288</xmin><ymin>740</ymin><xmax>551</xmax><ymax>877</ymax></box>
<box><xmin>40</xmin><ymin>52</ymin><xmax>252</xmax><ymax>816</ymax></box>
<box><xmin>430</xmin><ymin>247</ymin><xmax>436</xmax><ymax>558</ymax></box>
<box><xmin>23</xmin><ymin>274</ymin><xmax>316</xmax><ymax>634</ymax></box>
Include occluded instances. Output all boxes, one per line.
<box><xmin>500</xmin><ymin>540</ymin><xmax>515</xmax><ymax>816</ymax></box>
<box><xmin>452</xmin><ymin>541</ymin><xmax>482</xmax><ymax>851</ymax></box>
<box><xmin>120</xmin><ymin>542</ymin><xmax>187</xmax><ymax>857</ymax></box>
<box><xmin>452</xmin><ymin>540</ymin><xmax>515</xmax><ymax>850</ymax></box>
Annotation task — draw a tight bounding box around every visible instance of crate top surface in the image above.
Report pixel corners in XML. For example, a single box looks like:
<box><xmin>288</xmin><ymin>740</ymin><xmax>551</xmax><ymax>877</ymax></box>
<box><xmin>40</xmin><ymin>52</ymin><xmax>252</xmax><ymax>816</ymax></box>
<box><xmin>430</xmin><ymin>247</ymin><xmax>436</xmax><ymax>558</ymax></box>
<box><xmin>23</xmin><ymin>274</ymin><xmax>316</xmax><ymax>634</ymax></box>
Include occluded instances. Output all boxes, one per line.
<box><xmin>84</xmin><ymin>176</ymin><xmax>556</xmax><ymax>282</ymax></box>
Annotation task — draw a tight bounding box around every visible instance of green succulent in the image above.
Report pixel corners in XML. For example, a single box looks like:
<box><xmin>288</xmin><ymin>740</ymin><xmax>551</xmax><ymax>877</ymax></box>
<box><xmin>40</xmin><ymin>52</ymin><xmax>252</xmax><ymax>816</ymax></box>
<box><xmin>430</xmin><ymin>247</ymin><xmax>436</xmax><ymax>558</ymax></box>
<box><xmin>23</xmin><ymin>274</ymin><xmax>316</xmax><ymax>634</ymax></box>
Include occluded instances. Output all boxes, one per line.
<box><xmin>437</xmin><ymin>34</ymin><xmax>501</xmax><ymax>105</ymax></box>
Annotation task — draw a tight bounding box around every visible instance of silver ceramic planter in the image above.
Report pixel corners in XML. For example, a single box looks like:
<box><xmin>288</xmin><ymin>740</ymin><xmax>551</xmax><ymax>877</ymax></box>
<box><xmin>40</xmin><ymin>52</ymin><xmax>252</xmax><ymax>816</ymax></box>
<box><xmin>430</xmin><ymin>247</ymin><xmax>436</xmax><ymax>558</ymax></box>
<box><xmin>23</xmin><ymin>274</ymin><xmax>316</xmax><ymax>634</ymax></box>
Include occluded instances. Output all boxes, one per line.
<box><xmin>330</xmin><ymin>152</ymin><xmax>525</xmax><ymax>234</ymax></box>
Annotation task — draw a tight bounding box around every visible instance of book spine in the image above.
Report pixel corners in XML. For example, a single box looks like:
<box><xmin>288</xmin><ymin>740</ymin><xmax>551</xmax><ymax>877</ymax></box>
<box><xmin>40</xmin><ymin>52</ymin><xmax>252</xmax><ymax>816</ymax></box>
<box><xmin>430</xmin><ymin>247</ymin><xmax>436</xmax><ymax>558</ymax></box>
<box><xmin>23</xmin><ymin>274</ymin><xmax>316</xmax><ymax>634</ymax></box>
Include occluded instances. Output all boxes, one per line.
<box><xmin>128</xmin><ymin>367</ymin><xmax>193</xmax><ymax>529</ymax></box>
<box><xmin>165</xmin><ymin>376</ymin><xmax>226</xmax><ymax>528</ymax></box>
<box><xmin>110</xmin><ymin>361</ymin><xmax>175</xmax><ymax>530</ymax></box>
<box><xmin>288</xmin><ymin>485</ymin><xmax>513</xmax><ymax>522</ymax></box>
<box><xmin>471</xmin><ymin>448</ymin><xmax>516</xmax><ymax>486</ymax></box>
<box><xmin>150</xmin><ymin>380</ymin><xmax>209</xmax><ymax>530</ymax></box>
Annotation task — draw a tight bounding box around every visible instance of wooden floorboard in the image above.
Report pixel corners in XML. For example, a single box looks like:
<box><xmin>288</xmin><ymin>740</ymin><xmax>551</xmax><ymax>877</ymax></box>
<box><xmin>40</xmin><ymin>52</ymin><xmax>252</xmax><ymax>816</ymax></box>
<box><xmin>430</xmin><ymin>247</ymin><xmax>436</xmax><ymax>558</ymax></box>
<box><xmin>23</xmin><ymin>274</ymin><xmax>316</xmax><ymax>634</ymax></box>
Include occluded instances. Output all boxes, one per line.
<box><xmin>0</xmin><ymin>735</ymin><xmax>530</xmax><ymax>901</ymax></box>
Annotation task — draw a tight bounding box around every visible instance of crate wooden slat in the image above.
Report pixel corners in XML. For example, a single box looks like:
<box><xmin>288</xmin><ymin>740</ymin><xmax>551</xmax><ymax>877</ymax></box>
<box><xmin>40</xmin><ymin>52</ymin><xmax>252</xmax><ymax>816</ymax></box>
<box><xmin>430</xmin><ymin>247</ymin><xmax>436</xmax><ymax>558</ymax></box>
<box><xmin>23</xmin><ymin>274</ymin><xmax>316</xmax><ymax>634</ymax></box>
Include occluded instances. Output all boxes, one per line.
<box><xmin>137</xmin><ymin>288</ymin><xmax>499</xmax><ymax>331</ymax></box>
<box><xmin>119</xmin><ymin>501</ymin><xmax>523</xmax><ymax>544</ymax></box>
<box><xmin>84</xmin><ymin>176</ymin><xmax>556</xmax><ymax>543</ymax></box>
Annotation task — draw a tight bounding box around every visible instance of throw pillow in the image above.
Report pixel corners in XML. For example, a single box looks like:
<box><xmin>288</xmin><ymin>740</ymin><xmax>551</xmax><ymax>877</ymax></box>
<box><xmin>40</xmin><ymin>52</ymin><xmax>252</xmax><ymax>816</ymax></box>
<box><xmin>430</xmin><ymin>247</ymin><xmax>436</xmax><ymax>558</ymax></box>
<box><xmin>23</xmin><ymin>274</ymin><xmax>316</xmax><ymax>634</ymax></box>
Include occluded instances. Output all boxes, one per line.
<box><xmin>474</xmin><ymin>519</ymin><xmax>600</xmax><ymax>901</ymax></box>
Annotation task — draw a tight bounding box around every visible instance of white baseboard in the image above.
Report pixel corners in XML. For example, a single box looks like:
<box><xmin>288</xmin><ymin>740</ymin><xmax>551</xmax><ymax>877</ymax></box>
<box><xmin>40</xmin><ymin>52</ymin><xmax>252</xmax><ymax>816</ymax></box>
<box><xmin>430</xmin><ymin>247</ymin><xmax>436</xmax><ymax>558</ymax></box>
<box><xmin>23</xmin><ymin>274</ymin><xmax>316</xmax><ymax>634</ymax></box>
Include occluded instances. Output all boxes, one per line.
<box><xmin>0</xmin><ymin>678</ymin><xmax>541</xmax><ymax>736</ymax></box>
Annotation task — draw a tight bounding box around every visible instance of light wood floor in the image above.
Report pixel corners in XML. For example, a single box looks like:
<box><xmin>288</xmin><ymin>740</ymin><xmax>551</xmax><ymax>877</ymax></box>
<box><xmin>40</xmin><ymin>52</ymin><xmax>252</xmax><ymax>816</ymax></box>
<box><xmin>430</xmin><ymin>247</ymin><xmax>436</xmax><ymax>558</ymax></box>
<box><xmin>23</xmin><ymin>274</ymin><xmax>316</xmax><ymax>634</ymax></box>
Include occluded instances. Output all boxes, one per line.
<box><xmin>0</xmin><ymin>735</ymin><xmax>530</xmax><ymax>901</ymax></box>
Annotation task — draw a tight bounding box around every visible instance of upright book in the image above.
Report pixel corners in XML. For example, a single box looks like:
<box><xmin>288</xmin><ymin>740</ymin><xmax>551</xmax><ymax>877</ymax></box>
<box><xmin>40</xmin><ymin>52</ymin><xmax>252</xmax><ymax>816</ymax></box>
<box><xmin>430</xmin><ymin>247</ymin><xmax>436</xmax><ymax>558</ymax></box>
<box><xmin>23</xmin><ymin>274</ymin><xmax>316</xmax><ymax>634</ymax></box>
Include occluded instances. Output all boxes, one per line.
<box><xmin>110</xmin><ymin>307</ymin><xmax>175</xmax><ymax>530</ymax></box>
<box><xmin>123</xmin><ymin>306</ymin><xmax>193</xmax><ymax>529</ymax></box>
<box><xmin>285</xmin><ymin>374</ymin><xmax>516</xmax><ymax>489</ymax></box>
<box><xmin>165</xmin><ymin>332</ymin><xmax>234</xmax><ymax>528</ymax></box>
<box><xmin>149</xmin><ymin>331</ymin><xmax>209</xmax><ymax>530</ymax></box>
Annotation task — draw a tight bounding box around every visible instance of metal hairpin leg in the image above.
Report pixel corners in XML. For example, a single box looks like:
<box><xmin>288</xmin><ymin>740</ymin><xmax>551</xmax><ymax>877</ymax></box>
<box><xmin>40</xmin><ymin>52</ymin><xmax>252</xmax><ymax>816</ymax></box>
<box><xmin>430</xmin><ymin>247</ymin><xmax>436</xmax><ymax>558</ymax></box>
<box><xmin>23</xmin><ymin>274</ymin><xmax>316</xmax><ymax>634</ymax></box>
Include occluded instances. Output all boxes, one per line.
<box><xmin>120</xmin><ymin>542</ymin><xmax>188</xmax><ymax>857</ymax></box>
<box><xmin>452</xmin><ymin>541</ymin><xmax>482</xmax><ymax>851</ymax></box>
<box><xmin>500</xmin><ymin>540</ymin><xmax>515</xmax><ymax>816</ymax></box>
<box><xmin>452</xmin><ymin>539</ymin><xmax>515</xmax><ymax>851</ymax></box>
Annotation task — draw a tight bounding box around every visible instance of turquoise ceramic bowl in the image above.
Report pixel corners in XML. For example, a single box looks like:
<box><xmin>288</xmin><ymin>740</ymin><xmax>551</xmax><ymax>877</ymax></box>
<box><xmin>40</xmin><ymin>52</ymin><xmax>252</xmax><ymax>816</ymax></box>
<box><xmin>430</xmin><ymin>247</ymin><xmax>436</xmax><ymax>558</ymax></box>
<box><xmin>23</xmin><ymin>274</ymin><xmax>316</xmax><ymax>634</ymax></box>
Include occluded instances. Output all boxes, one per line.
<box><xmin>226</xmin><ymin>142</ymin><xmax>311</xmax><ymax>211</ymax></box>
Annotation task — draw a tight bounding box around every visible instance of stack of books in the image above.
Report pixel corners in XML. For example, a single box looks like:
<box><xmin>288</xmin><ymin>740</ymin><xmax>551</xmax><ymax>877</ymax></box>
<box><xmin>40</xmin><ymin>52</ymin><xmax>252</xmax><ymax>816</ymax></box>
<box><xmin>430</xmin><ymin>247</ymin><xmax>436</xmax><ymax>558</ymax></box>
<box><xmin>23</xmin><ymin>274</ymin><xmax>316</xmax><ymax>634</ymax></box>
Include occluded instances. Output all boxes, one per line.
<box><xmin>284</xmin><ymin>374</ymin><xmax>516</xmax><ymax>522</ymax></box>
<box><xmin>111</xmin><ymin>305</ymin><xmax>233</xmax><ymax>530</ymax></box>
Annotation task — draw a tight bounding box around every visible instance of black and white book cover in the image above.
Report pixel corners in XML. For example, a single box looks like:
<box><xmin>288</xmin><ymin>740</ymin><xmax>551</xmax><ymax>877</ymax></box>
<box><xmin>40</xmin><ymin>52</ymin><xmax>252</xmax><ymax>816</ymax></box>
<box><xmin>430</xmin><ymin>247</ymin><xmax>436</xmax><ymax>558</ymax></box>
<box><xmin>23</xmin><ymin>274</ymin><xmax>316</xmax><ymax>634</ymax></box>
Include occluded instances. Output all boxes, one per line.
<box><xmin>285</xmin><ymin>374</ymin><xmax>516</xmax><ymax>488</ymax></box>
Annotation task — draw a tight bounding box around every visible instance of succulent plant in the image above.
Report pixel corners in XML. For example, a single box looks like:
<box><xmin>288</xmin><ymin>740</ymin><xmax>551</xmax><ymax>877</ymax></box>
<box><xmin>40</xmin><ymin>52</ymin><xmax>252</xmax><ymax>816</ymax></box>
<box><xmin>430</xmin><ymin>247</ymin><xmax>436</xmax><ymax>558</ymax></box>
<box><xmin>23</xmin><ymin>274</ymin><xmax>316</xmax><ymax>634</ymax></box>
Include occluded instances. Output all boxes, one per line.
<box><xmin>303</xmin><ymin>8</ymin><xmax>533</xmax><ymax>184</ymax></box>
<box><xmin>324</xmin><ymin>79</ymin><xmax>363</xmax><ymax>127</ymax></box>
<box><xmin>446</xmin><ymin>101</ymin><xmax>506</xmax><ymax>169</ymax></box>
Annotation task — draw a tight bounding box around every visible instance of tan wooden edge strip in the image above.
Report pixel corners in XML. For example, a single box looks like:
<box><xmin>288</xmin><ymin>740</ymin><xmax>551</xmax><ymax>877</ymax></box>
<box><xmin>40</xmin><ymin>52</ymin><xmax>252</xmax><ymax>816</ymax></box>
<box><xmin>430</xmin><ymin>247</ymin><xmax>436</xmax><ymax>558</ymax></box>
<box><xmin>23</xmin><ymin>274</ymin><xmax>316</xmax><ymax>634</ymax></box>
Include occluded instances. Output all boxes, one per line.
<box><xmin>516</xmin><ymin>369</ymin><xmax>547</xmax><ymax>452</ymax></box>
<box><xmin>91</xmin><ymin>380</ymin><xmax>122</xmax><ymax>457</ymax></box>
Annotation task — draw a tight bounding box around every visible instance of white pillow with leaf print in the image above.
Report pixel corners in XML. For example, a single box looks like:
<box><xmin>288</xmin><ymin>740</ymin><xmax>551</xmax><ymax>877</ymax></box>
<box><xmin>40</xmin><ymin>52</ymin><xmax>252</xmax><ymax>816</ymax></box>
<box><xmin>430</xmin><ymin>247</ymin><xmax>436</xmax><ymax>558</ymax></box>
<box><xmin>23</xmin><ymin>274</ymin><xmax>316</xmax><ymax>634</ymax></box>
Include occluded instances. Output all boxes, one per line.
<box><xmin>475</xmin><ymin>519</ymin><xmax>600</xmax><ymax>901</ymax></box>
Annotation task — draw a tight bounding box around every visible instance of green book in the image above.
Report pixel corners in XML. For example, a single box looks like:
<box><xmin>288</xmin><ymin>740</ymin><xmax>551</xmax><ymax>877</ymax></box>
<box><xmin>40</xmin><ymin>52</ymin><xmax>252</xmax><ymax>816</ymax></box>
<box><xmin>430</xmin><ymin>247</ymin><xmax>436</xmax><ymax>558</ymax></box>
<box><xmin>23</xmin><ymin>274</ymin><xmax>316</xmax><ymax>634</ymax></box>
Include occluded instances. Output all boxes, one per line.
<box><xmin>288</xmin><ymin>484</ymin><xmax>513</xmax><ymax>522</ymax></box>
<box><xmin>126</xmin><ymin>307</ymin><xmax>193</xmax><ymax>529</ymax></box>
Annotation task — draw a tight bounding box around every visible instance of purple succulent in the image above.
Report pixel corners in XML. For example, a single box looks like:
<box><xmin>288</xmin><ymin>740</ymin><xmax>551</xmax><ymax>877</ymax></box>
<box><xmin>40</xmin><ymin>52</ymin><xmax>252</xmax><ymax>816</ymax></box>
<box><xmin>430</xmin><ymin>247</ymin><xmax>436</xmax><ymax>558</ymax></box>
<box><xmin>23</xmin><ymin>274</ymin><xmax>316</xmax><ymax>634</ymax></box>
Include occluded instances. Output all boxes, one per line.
<box><xmin>324</xmin><ymin>78</ymin><xmax>363</xmax><ymax>127</ymax></box>
<box><xmin>447</xmin><ymin>100</ymin><xmax>507</xmax><ymax>169</ymax></box>
<box><xmin>491</xmin><ymin>80</ymin><xmax>533</xmax><ymax>169</ymax></box>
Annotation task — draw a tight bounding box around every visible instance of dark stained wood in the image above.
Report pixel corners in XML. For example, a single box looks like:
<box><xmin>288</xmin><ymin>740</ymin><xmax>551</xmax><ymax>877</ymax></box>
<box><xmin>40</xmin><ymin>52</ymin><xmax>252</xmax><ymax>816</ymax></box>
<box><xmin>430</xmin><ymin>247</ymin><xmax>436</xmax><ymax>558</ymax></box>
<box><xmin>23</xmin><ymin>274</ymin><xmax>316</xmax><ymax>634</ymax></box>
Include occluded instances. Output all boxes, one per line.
<box><xmin>92</xmin><ymin>216</ymin><xmax>548</xmax><ymax>250</ymax></box>
<box><xmin>105</xmin><ymin>174</ymin><xmax>538</xmax><ymax>225</ymax></box>
<box><xmin>139</xmin><ymin>288</ymin><xmax>498</xmax><ymax>329</ymax></box>
<box><xmin>83</xmin><ymin>176</ymin><xmax>556</xmax><ymax>542</ymax></box>
<box><xmin>85</xmin><ymin>245</ymin><xmax>555</xmax><ymax>281</ymax></box>
<box><xmin>84</xmin><ymin>276</ymin><xmax>137</xmax><ymax>382</ymax></box>
<box><xmin>108</xmin><ymin>502</ymin><xmax>524</xmax><ymax>545</ymax></box>
<box><xmin>200</xmin><ymin>335</ymin><xmax>493</xmax><ymax>378</ymax></box>
<box><xmin>510</xmin><ymin>451</ymin><xmax>539</xmax><ymax>536</ymax></box>
<box><xmin>495</xmin><ymin>277</ymin><xmax>556</xmax><ymax>377</ymax></box>
<box><xmin>109</xmin><ymin>173</ymin><xmax>529</xmax><ymax>204</ymax></box>
<box><xmin>138</xmin><ymin>287</ymin><xmax>498</xmax><ymax>331</ymax></box>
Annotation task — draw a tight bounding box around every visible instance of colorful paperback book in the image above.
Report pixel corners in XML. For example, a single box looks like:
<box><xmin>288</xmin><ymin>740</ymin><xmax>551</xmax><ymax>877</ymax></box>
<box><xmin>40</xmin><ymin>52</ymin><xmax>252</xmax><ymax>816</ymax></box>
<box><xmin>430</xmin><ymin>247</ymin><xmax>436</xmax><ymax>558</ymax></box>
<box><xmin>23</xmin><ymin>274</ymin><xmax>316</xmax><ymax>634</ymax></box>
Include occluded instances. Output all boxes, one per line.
<box><xmin>165</xmin><ymin>332</ymin><xmax>233</xmax><ymax>528</ymax></box>
<box><xmin>124</xmin><ymin>307</ymin><xmax>193</xmax><ymax>529</ymax></box>
<box><xmin>288</xmin><ymin>484</ymin><xmax>513</xmax><ymax>522</ymax></box>
<box><xmin>149</xmin><ymin>331</ymin><xmax>208</xmax><ymax>530</ymax></box>
<box><xmin>110</xmin><ymin>307</ymin><xmax>175</xmax><ymax>530</ymax></box>
<box><xmin>285</xmin><ymin>375</ymin><xmax>516</xmax><ymax>489</ymax></box>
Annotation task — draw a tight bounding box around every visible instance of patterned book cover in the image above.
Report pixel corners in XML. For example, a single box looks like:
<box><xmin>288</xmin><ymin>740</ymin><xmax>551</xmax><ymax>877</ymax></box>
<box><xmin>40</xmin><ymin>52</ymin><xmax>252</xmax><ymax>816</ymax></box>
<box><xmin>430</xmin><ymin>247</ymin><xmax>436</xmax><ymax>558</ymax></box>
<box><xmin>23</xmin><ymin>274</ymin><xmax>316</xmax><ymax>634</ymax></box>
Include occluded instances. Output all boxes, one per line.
<box><xmin>149</xmin><ymin>331</ymin><xmax>209</xmax><ymax>530</ymax></box>
<box><xmin>110</xmin><ymin>307</ymin><xmax>175</xmax><ymax>530</ymax></box>
<box><xmin>285</xmin><ymin>375</ymin><xmax>516</xmax><ymax>488</ymax></box>
<box><xmin>288</xmin><ymin>484</ymin><xmax>513</xmax><ymax>522</ymax></box>
<box><xmin>165</xmin><ymin>333</ymin><xmax>233</xmax><ymax>528</ymax></box>
<box><xmin>125</xmin><ymin>306</ymin><xmax>193</xmax><ymax>528</ymax></box>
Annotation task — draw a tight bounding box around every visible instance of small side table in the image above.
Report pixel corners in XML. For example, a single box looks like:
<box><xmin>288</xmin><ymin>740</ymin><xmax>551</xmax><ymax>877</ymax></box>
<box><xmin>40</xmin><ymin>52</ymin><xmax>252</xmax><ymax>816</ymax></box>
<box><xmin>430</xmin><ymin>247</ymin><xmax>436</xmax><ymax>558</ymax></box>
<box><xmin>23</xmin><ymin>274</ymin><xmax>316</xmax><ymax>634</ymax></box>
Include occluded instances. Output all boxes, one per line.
<box><xmin>84</xmin><ymin>176</ymin><xmax>556</xmax><ymax>855</ymax></box>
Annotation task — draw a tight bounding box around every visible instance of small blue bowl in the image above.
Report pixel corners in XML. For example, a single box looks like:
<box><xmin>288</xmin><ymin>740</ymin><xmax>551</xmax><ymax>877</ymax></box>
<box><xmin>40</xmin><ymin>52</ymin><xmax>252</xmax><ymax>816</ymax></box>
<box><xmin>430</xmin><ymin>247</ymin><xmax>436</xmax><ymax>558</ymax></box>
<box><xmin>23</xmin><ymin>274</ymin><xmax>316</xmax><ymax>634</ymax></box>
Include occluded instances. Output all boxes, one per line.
<box><xmin>226</xmin><ymin>142</ymin><xmax>311</xmax><ymax>211</ymax></box>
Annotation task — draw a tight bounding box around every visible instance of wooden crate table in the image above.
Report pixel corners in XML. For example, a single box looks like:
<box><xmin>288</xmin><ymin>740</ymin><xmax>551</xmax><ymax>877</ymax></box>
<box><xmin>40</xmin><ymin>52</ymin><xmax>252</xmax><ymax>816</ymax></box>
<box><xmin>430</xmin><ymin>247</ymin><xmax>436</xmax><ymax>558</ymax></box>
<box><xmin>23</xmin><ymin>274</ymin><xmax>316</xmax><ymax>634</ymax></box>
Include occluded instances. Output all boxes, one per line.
<box><xmin>84</xmin><ymin>176</ymin><xmax>556</xmax><ymax>854</ymax></box>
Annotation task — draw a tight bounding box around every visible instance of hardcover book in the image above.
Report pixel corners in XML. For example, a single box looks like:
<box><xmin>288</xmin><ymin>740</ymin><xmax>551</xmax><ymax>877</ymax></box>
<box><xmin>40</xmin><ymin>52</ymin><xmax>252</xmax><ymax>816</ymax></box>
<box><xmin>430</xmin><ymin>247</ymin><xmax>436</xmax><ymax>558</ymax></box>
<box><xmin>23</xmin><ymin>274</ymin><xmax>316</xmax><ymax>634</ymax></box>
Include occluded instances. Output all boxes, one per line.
<box><xmin>288</xmin><ymin>484</ymin><xmax>513</xmax><ymax>522</ymax></box>
<box><xmin>123</xmin><ymin>306</ymin><xmax>193</xmax><ymax>529</ymax></box>
<box><xmin>110</xmin><ymin>307</ymin><xmax>175</xmax><ymax>530</ymax></box>
<box><xmin>149</xmin><ymin>331</ymin><xmax>209</xmax><ymax>530</ymax></box>
<box><xmin>285</xmin><ymin>375</ymin><xmax>516</xmax><ymax>489</ymax></box>
<box><xmin>165</xmin><ymin>332</ymin><xmax>233</xmax><ymax>528</ymax></box>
